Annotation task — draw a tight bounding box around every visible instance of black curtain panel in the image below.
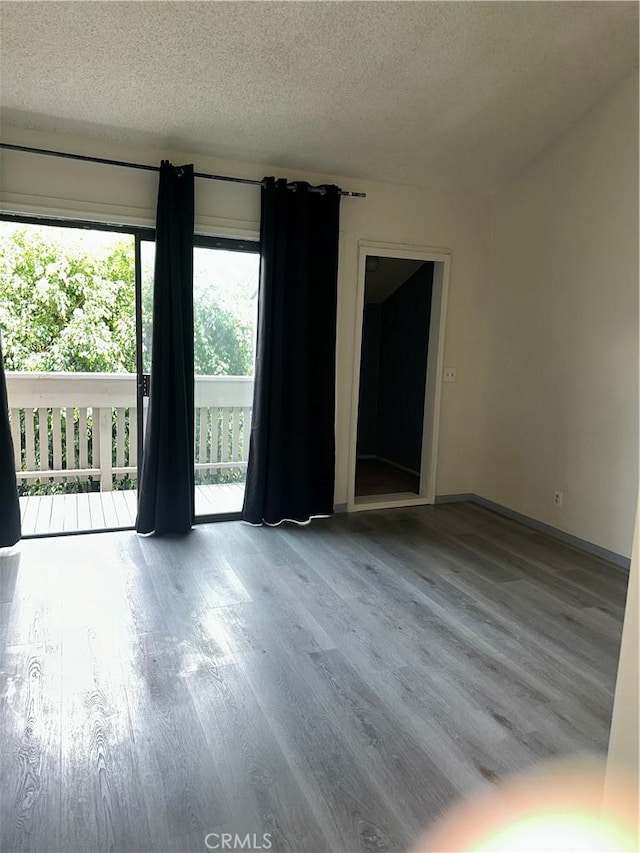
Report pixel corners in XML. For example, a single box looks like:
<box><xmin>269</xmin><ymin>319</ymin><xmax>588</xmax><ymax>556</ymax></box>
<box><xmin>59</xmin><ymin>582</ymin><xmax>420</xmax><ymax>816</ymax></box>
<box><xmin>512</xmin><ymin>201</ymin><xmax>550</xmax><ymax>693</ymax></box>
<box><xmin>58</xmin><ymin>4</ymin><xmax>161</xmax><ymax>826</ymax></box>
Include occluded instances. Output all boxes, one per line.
<box><xmin>0</xmin><ymin>335</ymin><xmax>21</xmax><ymax>547</ymax></box>
<box><xmin>242</xmin><ymin>178</ymin><xmax>341</xmax><ymax>525</ymax></box>
<box><xmin>137</xmin><ymin>161</ymin><xmax>195</xmax><ymax>535</ymax></box>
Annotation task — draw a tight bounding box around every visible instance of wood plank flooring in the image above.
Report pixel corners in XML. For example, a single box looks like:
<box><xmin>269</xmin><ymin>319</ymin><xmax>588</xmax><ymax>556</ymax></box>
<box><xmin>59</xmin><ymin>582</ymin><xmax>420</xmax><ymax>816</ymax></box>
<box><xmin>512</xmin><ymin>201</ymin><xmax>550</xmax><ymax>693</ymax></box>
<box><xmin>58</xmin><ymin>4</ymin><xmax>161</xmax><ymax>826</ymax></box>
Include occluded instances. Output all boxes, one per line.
<box><xmin>355</xmin><ymin>459</ymin><xmax>419</xmax><ymax>497</ymax></box>
<box><xmin>0</xmin><ymin>502</ymin><xmax>628</xmax><ymax>852</ymax></box>
<box><xmin>18</xmin><ymin>484</ymin><xmax>245</xmax><ymax>536</ymax></box>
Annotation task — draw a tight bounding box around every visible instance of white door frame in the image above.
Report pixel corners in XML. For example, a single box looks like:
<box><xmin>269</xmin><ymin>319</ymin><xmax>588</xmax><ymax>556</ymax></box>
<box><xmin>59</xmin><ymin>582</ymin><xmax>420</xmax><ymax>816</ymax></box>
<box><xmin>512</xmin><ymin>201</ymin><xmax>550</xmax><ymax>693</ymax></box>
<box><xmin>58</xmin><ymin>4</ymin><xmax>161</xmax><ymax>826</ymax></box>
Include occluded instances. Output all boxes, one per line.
<box><xmin>346</xmin><ymin>240</ymin><xmax>451</xmax><ymax>512</ymax></box>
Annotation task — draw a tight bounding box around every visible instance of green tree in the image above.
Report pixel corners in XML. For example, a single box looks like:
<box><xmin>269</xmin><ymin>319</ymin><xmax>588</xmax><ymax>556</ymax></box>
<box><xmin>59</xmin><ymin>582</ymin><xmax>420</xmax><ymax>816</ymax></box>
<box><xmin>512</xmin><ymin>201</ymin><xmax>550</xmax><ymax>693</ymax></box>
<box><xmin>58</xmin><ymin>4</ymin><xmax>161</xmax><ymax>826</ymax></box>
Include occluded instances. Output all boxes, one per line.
<box><xmin>194</xmin><ymin>299</ymin><xmax>254</xmax><ymax>375</ymax></box>
<box><xmin>0</xmin><ymin>227</ymin><xmax>136</xmax><ymax>372</ymax></box>
<box><xmin>0</xmin><ymin>225</ymin><xmax>255</xmax><ymax>495</ymax></box>
<box><xmin>0</xmin><ymin>226</ymin><xmax>254</xmax><ymax>376</ymax></box>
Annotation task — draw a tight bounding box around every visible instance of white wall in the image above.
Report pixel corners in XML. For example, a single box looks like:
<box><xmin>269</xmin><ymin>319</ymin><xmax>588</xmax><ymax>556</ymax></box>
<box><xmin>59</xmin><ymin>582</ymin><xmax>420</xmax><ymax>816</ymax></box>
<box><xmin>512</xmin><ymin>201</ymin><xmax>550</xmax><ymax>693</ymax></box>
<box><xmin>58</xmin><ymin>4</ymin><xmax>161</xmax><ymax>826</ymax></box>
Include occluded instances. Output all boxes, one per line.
<box><xmin>0</xmin><ymin>126</ymin><xmax>492</xmax><ymax>506</ymax></box>
<box><xmin>478</xmin><ymin>70</ymin><xmax>639</xmax><ymax>558</ymax></box>
<box><xmin>606</xmin><ymin>505</ymin><xmax>639</xmax><ymax>840</ymax></box>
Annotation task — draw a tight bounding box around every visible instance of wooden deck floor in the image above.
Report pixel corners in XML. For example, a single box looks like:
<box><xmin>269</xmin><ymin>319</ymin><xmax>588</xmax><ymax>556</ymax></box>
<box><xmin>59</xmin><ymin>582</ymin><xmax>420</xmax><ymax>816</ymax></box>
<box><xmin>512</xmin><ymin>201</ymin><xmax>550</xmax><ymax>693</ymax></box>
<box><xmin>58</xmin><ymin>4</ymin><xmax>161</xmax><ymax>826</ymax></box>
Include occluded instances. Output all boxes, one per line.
<box><xmin>18</xmin><ymin>483</ymin><xmax>245</xmax><ymax>536</ymax></box>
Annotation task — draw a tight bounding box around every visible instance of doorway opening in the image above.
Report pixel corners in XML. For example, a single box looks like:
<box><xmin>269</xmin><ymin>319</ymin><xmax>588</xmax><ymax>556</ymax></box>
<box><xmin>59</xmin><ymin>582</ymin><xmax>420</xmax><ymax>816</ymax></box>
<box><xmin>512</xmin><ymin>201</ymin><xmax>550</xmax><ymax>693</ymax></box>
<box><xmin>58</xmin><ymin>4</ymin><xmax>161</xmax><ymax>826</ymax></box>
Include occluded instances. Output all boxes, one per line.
<box><xmin>348</xmin><ymin>243</ymin><xmax>450</xmax><ymax>511</ymax></box>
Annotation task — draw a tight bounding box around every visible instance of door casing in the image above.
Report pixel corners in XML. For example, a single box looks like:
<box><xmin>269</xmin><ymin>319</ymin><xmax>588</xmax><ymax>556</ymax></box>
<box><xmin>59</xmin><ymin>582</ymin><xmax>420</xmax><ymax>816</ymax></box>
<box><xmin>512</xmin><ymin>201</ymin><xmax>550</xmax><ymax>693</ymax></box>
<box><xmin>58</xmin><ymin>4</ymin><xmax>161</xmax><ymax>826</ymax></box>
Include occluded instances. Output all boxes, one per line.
<box><xmin>347</xmin><ymin>240</ymin><xmax>451</xmax><ymax>512</ymax></box>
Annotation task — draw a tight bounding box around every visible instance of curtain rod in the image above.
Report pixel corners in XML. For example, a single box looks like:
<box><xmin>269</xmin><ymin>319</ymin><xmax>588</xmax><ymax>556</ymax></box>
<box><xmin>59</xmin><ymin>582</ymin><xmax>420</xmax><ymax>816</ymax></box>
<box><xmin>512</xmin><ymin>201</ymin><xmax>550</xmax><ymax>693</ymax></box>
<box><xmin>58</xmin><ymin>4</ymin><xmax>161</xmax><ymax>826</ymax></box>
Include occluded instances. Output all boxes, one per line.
<box><xmin>0</xmin><ymin>142</ymin><xmax>367</xmax><ymax>198</ymax></box>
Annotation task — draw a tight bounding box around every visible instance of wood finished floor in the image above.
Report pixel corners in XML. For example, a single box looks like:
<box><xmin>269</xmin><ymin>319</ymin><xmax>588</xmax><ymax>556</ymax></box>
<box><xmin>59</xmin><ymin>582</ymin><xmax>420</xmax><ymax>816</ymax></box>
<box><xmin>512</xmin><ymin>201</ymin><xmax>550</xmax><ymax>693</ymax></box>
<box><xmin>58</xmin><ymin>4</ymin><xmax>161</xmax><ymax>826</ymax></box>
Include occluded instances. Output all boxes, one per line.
<box><xmin>18</xmin><ymin>483</ymin><xmax>245</xmax><ymax>537</ymax></box>
<box><xmin>354</xmin><ymin>459</ymin><xmax>419</xmax><ymax>498</ymax></box>
<box><xmin>0</xmin><ymin>502</ymin><xmax>628</xmax><ymax>853</ymax></box>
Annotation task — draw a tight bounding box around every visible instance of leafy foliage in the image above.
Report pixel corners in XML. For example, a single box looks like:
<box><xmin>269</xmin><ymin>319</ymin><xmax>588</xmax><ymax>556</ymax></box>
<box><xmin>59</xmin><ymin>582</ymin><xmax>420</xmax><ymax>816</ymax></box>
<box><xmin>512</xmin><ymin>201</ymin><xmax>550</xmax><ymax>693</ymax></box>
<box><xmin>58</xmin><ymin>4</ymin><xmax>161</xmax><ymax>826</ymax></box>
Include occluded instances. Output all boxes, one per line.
<box><xmin>193</xmin><ymin>299</ymin><xmax>254</xmax><ymax>376</ymax></box>
<box><xmin>0</xmin><ymin>228</ymin><xmax>136</xmax><ymax>372</ymax></box>
<box><xmin>0</xmin><ymin>225</ymin><xmax>254</xmax><ymax>376</ymax></box>
<box><xmin>0</xmin><ymin>224</ymin><xmax>255</xmax><ymax>496</ymax></box>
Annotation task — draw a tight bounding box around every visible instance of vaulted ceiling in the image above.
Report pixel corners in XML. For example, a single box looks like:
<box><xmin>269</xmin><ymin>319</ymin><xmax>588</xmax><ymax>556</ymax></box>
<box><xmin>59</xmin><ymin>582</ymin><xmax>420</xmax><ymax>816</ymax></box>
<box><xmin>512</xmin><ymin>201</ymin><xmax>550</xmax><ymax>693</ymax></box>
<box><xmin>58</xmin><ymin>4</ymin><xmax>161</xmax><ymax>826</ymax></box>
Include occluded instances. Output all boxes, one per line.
<box><xmin>1</xmin><ymin>1</ymin><xmax>637</xmax><ymax>193</ymax></box>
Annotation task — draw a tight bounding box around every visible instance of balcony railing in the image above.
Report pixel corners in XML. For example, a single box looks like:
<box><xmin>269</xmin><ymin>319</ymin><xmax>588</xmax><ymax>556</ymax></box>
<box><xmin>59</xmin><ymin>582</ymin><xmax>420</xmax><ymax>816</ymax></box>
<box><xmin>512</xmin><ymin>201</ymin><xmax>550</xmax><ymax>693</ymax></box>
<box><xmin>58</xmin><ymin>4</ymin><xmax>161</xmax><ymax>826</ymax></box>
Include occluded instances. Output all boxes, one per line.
<box><xmin>6</xmin><ymin>372</ymin><xmax>254</xmax><ymax>492</ymax></box>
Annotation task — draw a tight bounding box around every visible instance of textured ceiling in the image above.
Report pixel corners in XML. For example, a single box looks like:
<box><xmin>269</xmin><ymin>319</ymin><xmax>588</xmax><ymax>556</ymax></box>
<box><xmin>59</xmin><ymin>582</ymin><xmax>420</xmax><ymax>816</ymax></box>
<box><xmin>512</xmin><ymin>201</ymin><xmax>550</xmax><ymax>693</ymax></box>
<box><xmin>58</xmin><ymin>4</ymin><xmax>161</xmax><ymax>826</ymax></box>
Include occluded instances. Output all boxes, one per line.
<box><xmin>0</xmin><ymin>1</ymin><xmax>637</xmax><ymax>193</ymax></box>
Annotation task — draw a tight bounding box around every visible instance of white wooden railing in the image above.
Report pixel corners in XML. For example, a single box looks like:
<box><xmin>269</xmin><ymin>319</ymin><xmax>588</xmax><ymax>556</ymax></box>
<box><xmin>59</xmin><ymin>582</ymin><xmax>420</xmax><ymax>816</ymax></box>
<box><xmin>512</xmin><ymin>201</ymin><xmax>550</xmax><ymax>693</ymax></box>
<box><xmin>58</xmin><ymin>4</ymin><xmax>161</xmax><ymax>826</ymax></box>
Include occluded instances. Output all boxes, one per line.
<box><xmin>6</xmin><ymin>372</ymin><xmax>253</xmax><ymax>491</ymax></box>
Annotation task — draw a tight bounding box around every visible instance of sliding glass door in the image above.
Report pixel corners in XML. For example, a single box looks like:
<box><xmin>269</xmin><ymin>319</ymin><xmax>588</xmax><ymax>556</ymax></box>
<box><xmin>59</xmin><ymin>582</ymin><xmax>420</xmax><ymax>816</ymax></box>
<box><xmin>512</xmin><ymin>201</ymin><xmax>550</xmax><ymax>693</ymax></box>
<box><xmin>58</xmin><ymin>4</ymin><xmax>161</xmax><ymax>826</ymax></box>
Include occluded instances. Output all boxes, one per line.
<box><xmin>0</xmin><ymin>215</ymin><xmax>142</xmax><ymax>535</ymax></box>
<box><xmin>138</xmin><ymin>234</ymin><xmax>259</xmax><ymax>521</ymax></box>
<box><xmin>1</xmin><ymin>212</ymin><xmax>258</xmax><ymax>536</ymax></box>
<box><xmin>192</xmin><ymin>238</ymin><xmax>259</xmax><ymax>518</ymax></box>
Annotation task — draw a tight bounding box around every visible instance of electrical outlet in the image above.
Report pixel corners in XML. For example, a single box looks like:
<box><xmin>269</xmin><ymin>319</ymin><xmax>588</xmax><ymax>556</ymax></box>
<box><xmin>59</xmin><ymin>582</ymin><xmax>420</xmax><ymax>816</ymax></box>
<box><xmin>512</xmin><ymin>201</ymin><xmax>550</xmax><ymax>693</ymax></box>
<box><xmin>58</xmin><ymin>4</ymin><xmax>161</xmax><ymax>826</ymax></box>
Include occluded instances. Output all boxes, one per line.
<box><xmin>443</xmin><ymin>367</ymin><xmax>457</xmax><ymax>383</ymax></box>
<box><xmin>554</xmin><ymin>491</ymin><xmax>563</xmax><ymax>507</ymax></box>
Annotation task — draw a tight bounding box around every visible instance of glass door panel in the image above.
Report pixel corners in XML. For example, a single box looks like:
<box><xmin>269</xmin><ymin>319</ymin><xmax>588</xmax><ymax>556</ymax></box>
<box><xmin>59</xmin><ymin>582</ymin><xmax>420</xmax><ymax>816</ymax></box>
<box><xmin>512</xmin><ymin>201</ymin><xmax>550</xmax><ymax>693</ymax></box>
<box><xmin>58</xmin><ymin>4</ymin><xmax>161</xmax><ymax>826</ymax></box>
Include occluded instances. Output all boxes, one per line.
<box><xmin>193</xmin><ymin>243</ymin><xmax>259</xmax><ymax>518</ymax></box>
<box><xmin>0</xmin><ymin>218</ymin><xmax>138</xmax><ymax>535</ymax></box>
<box><xmin>137</xmin><ymin>237</ymin><xmax>259</xmax><ymax>521</ymax></box>
<box><xmin>138</xmin><ymin>239</ymin><xmax>155</xmax><ymax>458</ymax></box>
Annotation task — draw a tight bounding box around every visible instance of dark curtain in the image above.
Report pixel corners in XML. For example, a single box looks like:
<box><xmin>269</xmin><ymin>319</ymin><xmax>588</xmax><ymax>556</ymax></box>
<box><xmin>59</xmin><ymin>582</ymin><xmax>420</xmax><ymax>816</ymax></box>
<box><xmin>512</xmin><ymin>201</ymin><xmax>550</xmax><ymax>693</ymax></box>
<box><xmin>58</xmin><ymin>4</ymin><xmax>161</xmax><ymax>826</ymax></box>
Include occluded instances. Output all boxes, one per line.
<box><xmin>242</xmin><ymin>178</ymin><xmax>341</xmax><ymax>525</ymax></box>
<box><xmin>137</xmin><ymin>161</ymin><xmax>195</xmax><ymax>535</ymax></box>
<box><xmin>0</xmin><ymin>335</ymin><xmax>21</xmax><ymax>547</ymax></box>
